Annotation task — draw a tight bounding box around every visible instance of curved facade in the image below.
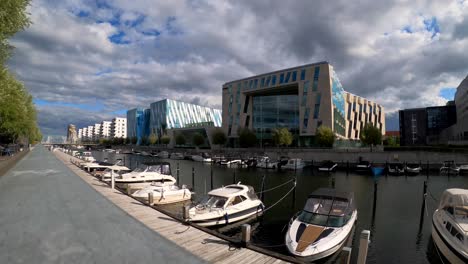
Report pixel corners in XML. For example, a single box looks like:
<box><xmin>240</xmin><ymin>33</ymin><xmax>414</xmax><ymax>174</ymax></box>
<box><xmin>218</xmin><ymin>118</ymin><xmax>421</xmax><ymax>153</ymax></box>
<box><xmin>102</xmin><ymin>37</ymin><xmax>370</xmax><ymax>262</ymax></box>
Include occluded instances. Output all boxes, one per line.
<box><xmin>454</xmin><ymin>76</ymin><xmax>468</xmax><ymax>140</ymax></box>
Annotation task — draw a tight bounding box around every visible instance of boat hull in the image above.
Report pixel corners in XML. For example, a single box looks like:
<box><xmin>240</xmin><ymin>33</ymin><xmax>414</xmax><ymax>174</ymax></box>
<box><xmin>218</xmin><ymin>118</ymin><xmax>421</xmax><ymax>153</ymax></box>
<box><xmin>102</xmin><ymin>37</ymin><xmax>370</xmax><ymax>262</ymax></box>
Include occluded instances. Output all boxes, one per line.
<box><xmin>432</xmin><ymin>217</ymin><xmax>468</xmax><ymax>264</ymax></box>
<box><xmin>190</xmin><ymin>205</ymin><xmax>263</xmax><ymax>227</ymax></box>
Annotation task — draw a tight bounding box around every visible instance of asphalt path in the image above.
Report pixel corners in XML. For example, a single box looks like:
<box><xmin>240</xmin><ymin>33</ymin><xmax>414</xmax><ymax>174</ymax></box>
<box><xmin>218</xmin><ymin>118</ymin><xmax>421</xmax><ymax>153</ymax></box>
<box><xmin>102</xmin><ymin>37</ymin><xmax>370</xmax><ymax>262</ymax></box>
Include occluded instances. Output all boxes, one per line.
<box><xmin>0</xmin><ymin>145</ymin><xmax>205</xmax><ymax>264</ymax></box>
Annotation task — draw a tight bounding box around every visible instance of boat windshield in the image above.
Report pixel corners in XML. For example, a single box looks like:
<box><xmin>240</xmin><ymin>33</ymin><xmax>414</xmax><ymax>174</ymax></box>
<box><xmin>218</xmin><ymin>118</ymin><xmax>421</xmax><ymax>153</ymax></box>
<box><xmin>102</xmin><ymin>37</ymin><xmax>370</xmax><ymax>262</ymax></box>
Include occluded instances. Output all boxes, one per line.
<box><xmin>133</xmin><ymin>167</ymin><xmax>145</xmax><ymax>172</ymax></box>
<box><xmin>299</xmin><ymin>196</ymin><xmax>351</xmax><ymax>227</ymax></box>
<box><xmin>146</xmin><ymin>165</ymin><xmax>171</xmax><ymax>175</ymax></box>
<box><xmin>297</xmin><ymin>211</ymin><xmax>347</xmax><ymax>227</ymax></box>
<box><xmin>200</xmin><ymin>196</ymin><xmax>227</xmax><ymax>209</ymax></box>
<box><xmin>439</xmin><ymin>189</ymin><xmax>468</xmax><ymax>218</ymax></box>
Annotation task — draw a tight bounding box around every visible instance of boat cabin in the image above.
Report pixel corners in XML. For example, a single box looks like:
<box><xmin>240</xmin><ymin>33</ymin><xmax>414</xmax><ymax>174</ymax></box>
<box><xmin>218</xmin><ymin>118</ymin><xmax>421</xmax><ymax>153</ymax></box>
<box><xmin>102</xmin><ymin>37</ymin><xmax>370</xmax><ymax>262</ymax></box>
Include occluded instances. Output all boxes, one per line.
<box><xmin>298</xmin><ymin>188</ymin><xmax>355</xmax><ymax>228</ymax></box>
<box><xmin>439</xmin><ymin>189</ymin><xmax>468</xmax><ymax>240</ymax></box>
<box><xmin>200</xmin><ymin>185</ymin><xmax>259</xmax><ymax>210</ymax></box>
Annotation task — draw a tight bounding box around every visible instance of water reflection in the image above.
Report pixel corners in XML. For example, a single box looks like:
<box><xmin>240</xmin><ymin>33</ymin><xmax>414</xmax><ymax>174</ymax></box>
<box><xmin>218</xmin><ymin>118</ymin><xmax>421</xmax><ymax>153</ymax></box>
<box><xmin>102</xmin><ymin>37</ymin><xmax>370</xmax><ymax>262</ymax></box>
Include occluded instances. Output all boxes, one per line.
<box><xmin>93</xmin><ymin>151</ymin><xmax>461</xmax><ymax>264</ymax></box>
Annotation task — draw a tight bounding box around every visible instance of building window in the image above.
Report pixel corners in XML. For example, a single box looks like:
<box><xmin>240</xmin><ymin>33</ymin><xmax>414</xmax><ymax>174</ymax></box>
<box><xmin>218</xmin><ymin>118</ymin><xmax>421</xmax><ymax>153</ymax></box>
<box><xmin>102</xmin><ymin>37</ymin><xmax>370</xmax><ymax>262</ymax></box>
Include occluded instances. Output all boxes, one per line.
<box><xmin>316</xmin><ymin>93</ymin><xmax>321</xmax><ymax>104</ymax></box>
<box><xmin>285</xmin><ymin>72</ymin><xmax>291</xmax><ymax>83</ymax></box>
<box><xmin>279</xmin><ymin>73</ymin><xmax>284</xmax><ymax>84</ymax></box>
<box><xmin>314</xmin><ymin>66</ymin><xmax>320</xmax><ymax>81</ymax></box>
<box><xmin>254</xmin><ymin>79</ymin><xmax>258</xmax><ymax>89</ymax></box>
<box><xmin>312</xmin><ymin>81</ymin><xmax>318</xmax><ymax>91</ymax></box>
<box><xmin>265</xmin><ymin>76</ymin><xmax>271</xmax><ymax>86</ymax></box>
<box><xmin>261</xmin><ymin>78</ymin><xmax>265</xmax><ymax>87</ymax></box>
<box><xmin>292</xmin><ymin>71</ymin><xmax>297</xmax><ymax>82</ymax></box>
<box><xmin>249</xmin><ymin>80</ymin><xmax>253</xmax><ymax>89</ymax></box>
<box><xmin>304</xmin><ymin>108</ymin><xmax>310</xmax><ymax>129</ymax></box>
<box><xmin>303</xmin><ymin>81</ymin><xmax>309</xmax><ymax>94</ymax></box>
<box><xmin>301</xmin><ymin>96</ymin><xmax>307</xmax><ymax>106</ymax></box>
<box><xmin>300</xmin><ymin>69</ymin><xmax>306</xmax><ymax>80</ymax></box>
<box><xmin>348</xmin><ymin>103</ymin><xmax>352</xmax><ymax>120</ymax></box>
<box><xmin>271</xmin><ymin>75</ymin><xmax>276</xmax><ymax>86</ymax></box>
<box><xmin>313</xmin><ymin>104</ymin><xmax>320</xmax><ymax>119</ymax></box>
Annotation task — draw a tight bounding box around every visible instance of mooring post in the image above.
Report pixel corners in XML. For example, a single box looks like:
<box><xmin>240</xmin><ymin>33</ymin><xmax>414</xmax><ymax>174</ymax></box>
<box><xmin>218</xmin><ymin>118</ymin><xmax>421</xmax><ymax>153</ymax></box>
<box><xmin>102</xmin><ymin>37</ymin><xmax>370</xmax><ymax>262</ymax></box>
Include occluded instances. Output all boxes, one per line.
<box><xmin>241</xmin><ymin>224</ymin><xmax>251</xmax><ymax>247</ymax></box>
<box><xmin>126</xmin><ymin>185</ymin><xmax>132</xmax><ymax>195</ymax></box>
<box><xmin>148</xmin><ymin>192</ymin><xmax>154</xmax><ymax>205</ymax></box>
<box><xmin>183</xmin><ymin>205</ymin><xmax>190</xmax><ymax>221</ymax></box>
<box><xmin>111</xmin><ymin>171</ymin><xmax>115</xmax><ymax>189</ymax></box>
<box><xmin>331</xmin><ymin>177</ymin><xmax>335</xmax><ymax>189</ymax></box>
<box><xmin>419</xmin><ymin>181</ymin><xmax>428</xmax><ymax>227</ymax></box>
<box><xmin>357</xmin><ymin>230</ymin><xmax>371</xmax><ymax>264</ymax></box>
<box><xmin>340</xmin><ymin>247</ymin><xmax>352</xmax><ymax>264</ymax></box>
<box><xmin>261</xmin><ymin>175</ymin><xmax>266</xmax><ymax>203</ymax></box>
<box><xmin>177</xmin><ymin>162</ymin><xmax>180</xmax><ymax>184</ymax></box>
<box><xmin>192</xmin><ymin>166</ymin><xmax>195</xmax><ymax>191</ymax></box>
<box><xmin>210</xmin><ymin>165</ymin><xmax>214</xmax><ymax>190</ymax></box>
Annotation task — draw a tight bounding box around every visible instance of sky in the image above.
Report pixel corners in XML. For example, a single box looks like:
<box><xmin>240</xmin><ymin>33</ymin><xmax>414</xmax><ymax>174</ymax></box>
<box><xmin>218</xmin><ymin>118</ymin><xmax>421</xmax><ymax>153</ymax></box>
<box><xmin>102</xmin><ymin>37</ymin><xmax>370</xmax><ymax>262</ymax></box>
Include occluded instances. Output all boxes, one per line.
<box><xmin>7</xmin><ymin>0</ymin><xmax>468</xmax><ymax>136</ymax></box>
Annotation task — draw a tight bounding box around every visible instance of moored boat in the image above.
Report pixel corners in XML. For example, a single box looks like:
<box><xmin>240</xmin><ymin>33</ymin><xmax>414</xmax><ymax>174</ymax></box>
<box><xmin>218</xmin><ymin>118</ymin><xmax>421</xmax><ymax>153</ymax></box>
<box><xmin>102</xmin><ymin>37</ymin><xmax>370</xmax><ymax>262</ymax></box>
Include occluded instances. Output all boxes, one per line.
<box><xmin>115</xmin><ymin>162</ymin><xmax>176</xmax><ymax>184</ymax></box>
<box><xmin>440</xmin><ymin>161</ymin><xmax>460</xmax><ymax>174</ymax></box>
<box><xmin>318</xmin><ymin>160</ymin><xmax>338</xmax><ymax>172</ymax></box>
<box><xmin>256</xmin><ymin>156</ymin><xmax>278</xmax><ymax>169</ymax></box>
<box><xmin>132</xmin><ymin>183</ymin><xmax>192</xmax><ymax>204</ymax></box>
<box><xmin>285</xmin><ymin>188</ymin><xmax>357</xmax><ymax>261</ymax></box>
<box><xmin>405</xmin><ymin>163</ymin><xmax>422</xmax><ymax>175</ymax></box>
<box><xmin>432</xmin><ymin>188</ymin><xmax>468</xmax><ymax>263</ymax></box>
<box><xmin>170</xmin><ymin>152</ymin><xmax>184</xmax><ymax>160</ymax></box>
<box><xmin>387</xmin><ymin>163</ymin><xmax>405</xmax><ymax>175</ymax></box>
<box><xmin>282</xmin><ymin>158</ymin><xmax>306</xmax><ymax>170</ymax></box>
<box><xmin>355</xmin><ymin>160</ymin><xmax>371</xmax><ymax>173</ymax></box>
<box><xmin>188</xmin><ymin>183</ymin><xmax>264</xmax><ymax>227</ymax></box>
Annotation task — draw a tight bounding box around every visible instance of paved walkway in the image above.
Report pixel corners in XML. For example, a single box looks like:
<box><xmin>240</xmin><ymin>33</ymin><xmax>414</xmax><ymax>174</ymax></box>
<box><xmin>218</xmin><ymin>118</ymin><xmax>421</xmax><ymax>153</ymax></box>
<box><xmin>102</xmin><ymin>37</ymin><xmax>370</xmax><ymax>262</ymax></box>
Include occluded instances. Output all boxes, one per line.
<box><xmin>0</xmin><ymin>145</ymin><xmax>205</xmax><ymax>264</ymax></box>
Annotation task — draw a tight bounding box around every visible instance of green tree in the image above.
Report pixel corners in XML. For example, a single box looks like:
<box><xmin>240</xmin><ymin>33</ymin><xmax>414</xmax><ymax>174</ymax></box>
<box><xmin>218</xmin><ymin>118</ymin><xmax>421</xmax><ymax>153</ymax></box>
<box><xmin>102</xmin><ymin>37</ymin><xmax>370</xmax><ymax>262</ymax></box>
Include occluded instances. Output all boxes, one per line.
<box><xmin>192</xmin><ymin>133</ymin><xmax>205</xmax><ymax>147</ymax></box>
<box><xmin>161</xmin><ymin>135</ymin><xmax>170</xmax><ymax>145</ymax></box>
<box><xmin>272</xmin><ymin>128</ymin><xmax>293</xmax><ymax>146</ymax></box>
<box><xmin>149</xmin><ymin>133</ymin><xmax>158</xmax><ymax>145</ymax></box>
<box><xmin>238</xmin><ymin>128</ymin><xmax>257</xmax><ymax>148</ymax></box>
<box><xmin>175</xmin><ymin>133</ymin><xmax>186</xmax><ymax>145</ymax></box>
<box><xmin>315</xmin><ymin>126</ymin><xmax>335</xmax><ymax>147</ymax></box>
<box><xmin>211</xmin><ymin>128</ymin><xmax>227</xmax><ymax>146</ymax></box>
<box><xmin>0</xmin><ymin>0</ymin><xmax>31</xmax><ymax>65</ymax></box>
<box><xmin>360</xmin><ymin>124</ymin><xmax>382</xmax><ymax>146</ymax></box>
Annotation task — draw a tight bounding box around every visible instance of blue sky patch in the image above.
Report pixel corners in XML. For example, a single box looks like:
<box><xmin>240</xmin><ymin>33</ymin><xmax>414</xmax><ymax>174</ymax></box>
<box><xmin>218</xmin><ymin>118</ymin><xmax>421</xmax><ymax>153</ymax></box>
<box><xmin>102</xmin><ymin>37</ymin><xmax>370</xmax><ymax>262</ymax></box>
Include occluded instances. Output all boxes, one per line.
<box><xmin>424</xmin><ymin>17</ymin><xmax>440</xmax><ymax>38</ymax></box>
<box><xmin>439</xmin><ymin>87</ymin><xmax>456</xmax><ymax>100</ymax></box>
<box><xmin>125</xmin><ymin>14</ymin><xmax>146</xmax><ymax>28</ymax></box>
<box><xmin>95</xmin><ymin>68</ymin><xmax>113</xmax><ymax>76</ymax></box>
<box><xmin>34</xmin><ymin>99</ymin><xmax>105</xmax><ymax>112</ymax></box>
<box><xmin>402</xmin><ymin>25</ymin><xmax>413</xmax><ymax>34</ymax></box>
<box><xmin>109</xmin><ymin>31</ymin><xmax>130</xmax><ymax>44</ymax></box>
<box><xmin>76</xmin><ymin>10</ymin><xmax>90</xmax><ymax>17</ymax></box>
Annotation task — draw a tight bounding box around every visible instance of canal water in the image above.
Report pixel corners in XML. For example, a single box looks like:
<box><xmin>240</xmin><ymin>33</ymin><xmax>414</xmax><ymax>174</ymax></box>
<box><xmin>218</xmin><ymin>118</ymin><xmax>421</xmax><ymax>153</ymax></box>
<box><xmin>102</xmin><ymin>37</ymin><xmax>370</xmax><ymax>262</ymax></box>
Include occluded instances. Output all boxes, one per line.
<box><xmin>93</xmin><ymin>151</ymin><xmax>467</xmax><ymax>264</ymax></box>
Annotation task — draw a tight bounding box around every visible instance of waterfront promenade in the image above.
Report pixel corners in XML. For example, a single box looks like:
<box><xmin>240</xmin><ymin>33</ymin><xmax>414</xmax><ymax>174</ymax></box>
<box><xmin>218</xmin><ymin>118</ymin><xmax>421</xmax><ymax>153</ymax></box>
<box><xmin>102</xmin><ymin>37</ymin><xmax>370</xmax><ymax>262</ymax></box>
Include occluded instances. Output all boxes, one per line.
<box><xmin>0</xmin><ymin>145</ymin><xmax>205</xmax><ymax>264</ymax></box>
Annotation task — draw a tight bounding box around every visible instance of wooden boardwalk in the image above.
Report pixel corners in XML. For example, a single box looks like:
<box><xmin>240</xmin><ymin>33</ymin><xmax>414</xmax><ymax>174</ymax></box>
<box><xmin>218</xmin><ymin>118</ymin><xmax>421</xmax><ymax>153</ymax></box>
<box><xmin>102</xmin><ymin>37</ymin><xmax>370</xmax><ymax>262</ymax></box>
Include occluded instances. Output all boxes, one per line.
<box><xmin>54</xmin><ymin>150</ymin><xmax>288</xmax><ymax>264</ymax></box>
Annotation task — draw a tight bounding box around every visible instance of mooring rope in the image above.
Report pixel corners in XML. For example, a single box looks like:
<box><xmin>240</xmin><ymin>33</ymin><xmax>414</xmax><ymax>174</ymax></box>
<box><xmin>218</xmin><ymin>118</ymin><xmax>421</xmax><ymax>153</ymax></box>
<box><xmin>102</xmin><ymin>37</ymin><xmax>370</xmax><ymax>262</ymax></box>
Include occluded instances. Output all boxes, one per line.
<box><xmin>261</xmin><ymin>181</ymin><xmax>296</xmax><ymax>214</ymax></box>
<box><xmin>255</xmin><ymin>178</ymin><xmax>295</xmax><ymax>194</ymax></box>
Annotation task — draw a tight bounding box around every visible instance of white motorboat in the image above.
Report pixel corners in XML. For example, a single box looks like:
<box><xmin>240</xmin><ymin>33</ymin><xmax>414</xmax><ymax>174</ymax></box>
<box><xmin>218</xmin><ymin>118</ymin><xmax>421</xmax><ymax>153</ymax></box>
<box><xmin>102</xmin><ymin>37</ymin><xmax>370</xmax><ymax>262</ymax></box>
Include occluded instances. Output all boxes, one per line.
<box><xmin>188</xmin><ymin>183</ymin><xmax>264</xmax><ymax>227</ymax></box>
<box><xmin>432</xmin><ymin>188</ymin><xmax>468</xmax><ymax>263</ymax></box>
<box><xmin>170</xmin><ymin>152</ymin><xmax>184</xmax><ymax>160</ymax></box>
<box><xmin>192</xmin><ymin>153</ymin><xmax>212</xmax><ymax>163</ymax></box>
<box><xmin>256</xmin><ymin>156</ymin><xmax>279</xmax><ymax>169</ymax></box>
<box><xmin>387</xmin><ymin>163</ymin><xmax>405</xmax><ymax>175</ymax></box>
<box><xmin>405</xmin><ymin>164</ymin><xmax>422</xmax><ymax>175</ymax></box>
<box><xmin>99</xmin><ymin>165</ymin><xmax>132</xmax><ymax>182</ymax></box>
<box><xmin>220</xmin><ymin>159</ymin><xmax>245</xmax><ymax>167</ymax></box>
<box><xmin>282</xmin><ymin>158</ymin><xmax>306</xmax><ymax>170</ymax></box>
<box><xmin>355</xmin><ymin>160</ymin><xmax>371</xmax><ymax>172</ymax></box>
<box><xmin>156</xmin><ymin>151</ymin><xmax>169</xmax><ymax>159</ymax></box>
<box><xmin>318</xmin><ymin>160</ymin><xmax>337</xmax><ymax>172</ymax></box>
<box><xmin>286</xmin><ymin>188</ymin><xmax>357</xmax><ymax>261</ymax></box>
<box><xmin>132</xmin><ymin>183</ymin><xmax>192</xmax><ymax>204</ymax></box>
<box><xmin>78</xmin><ymin>151</ymin><xmax>95</xmax><ymax>162</ymax></box>
<box><xmin>115</xmin><ymin>162</ymin><xmax>176</xmax><ymax>184</ymax></box>
<box><xmin>459</xmin><ymin>164</ymin><xmax>468</xmax><ymax>173</ymax></box>
<box><xmin>82</xmin><ymin>159</ymin><xmax>113</xmax><ymax>172</ymax></box>
<box><xmin>440</xmin><ymin>161</ymin><xmax>460</xmax><ymax>174</ymax></box>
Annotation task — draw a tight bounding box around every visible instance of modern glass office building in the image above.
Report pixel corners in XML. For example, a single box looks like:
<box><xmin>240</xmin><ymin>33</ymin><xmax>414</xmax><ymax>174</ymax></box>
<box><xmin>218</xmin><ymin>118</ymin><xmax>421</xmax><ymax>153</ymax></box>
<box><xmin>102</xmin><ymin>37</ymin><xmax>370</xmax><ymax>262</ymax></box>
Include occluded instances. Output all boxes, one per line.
<box><xmin>222</xmin><ymin>62</ymin><xmax>385</xmax><ymax>146</ymax></box>
<box><xmin>127</xmin><ymin>108</ymin><xmax>151</xmax><ymax>145</ymax></box>
<box><xmin>149</xmin><ymin>99</ymin><xmax>222</xmax><ymax>137</ymax></box>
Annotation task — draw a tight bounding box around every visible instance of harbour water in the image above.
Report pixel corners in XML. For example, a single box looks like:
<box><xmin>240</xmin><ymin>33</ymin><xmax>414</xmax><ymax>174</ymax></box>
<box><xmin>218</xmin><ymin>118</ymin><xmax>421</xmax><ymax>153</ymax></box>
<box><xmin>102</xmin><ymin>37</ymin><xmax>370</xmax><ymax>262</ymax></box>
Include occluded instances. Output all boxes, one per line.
<box><xmin>93</xmin><ymin>151</ymin><xmax>467</xmax><ymax>264</ymax></box>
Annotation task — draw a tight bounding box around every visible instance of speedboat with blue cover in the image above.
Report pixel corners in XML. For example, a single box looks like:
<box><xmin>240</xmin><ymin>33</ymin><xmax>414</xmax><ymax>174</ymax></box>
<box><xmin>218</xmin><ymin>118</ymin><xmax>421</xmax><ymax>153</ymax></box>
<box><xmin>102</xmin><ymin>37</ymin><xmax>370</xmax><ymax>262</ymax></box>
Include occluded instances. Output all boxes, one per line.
<box><xmin>285</xmin><ymin>188</ymin><xmax>357</xmax><ymax>261</ymax></box>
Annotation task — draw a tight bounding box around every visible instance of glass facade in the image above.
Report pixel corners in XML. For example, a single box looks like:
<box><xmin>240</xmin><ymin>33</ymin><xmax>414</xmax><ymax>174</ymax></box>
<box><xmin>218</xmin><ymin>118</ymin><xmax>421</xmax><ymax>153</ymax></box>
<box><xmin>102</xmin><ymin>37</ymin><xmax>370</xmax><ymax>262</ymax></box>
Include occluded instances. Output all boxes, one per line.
<box><xmin>127</xmin><ymin>108</ymin><xmax>150</xmax><ymax>145</ymax></box>
<box><xmin>252</xmin><ymin>94</ymin><xmax>299</xmax><ymax>141</ymax></box>
<box><xmin>331</xmin><ymin>69</ymin><xmax>346</xmax><ymax>136</ymax></box>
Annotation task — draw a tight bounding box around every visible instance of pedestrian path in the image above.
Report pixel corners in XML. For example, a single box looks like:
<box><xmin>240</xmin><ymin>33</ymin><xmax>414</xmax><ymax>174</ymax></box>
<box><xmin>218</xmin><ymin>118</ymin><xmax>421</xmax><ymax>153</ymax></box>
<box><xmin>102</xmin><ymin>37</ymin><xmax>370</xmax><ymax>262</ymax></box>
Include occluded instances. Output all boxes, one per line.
<box><xmin>0</xmin><ymin>145</ymin><xmax>205</xmax><ymax>264</ymax></box>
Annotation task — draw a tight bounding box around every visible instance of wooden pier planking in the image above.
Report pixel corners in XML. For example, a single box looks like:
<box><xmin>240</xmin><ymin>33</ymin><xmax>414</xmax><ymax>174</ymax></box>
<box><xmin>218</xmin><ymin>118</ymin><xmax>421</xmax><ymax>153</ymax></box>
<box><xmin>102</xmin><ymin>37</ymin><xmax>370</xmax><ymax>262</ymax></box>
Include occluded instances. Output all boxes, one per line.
<box><xmin>54</xmin><ymin>151</ymin><xmax>289</xmax><ymax>264</ymax></box>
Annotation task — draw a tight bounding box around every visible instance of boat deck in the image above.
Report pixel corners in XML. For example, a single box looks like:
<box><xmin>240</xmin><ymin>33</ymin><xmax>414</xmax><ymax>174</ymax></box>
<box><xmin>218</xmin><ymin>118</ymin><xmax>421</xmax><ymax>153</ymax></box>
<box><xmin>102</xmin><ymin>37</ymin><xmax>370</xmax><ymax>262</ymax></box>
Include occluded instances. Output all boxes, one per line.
<box><xmin>54</xmin><ymin>150</ymin><xmax>287</xmax><ymax>264</ymax></box>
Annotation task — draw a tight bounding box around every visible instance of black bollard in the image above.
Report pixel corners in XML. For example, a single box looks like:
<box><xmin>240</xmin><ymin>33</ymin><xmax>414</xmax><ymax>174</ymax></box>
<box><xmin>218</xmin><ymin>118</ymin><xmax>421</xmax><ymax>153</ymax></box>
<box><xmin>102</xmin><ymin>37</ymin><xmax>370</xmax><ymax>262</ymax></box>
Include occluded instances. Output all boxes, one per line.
<box><xmin>177</xmin><ymin>162</ymin><xmax>180</xmax><ymax>184</ymax></box>
<box><xmin>260</xmin><ymin>175</ymin><xmax>266</xmax><ymax>203</ymax></box>
<box><xmin>192</xmin><ymin>166</ymin><xmax>195</xmax><ymax>191</ymax></box>
<box><xmin>419</xmin><ymin>181</ymin><xmax>427</xmax><ymax>228</ymax></box>
<box><xmin>331</xmin><ymin>177</ymin><xmax>335</xmax><ymax>188</ymax></box>
<box><xmin>210</xmin><ymin>165</ymin><xmax>214</xmax><ymax>190</ymax></box>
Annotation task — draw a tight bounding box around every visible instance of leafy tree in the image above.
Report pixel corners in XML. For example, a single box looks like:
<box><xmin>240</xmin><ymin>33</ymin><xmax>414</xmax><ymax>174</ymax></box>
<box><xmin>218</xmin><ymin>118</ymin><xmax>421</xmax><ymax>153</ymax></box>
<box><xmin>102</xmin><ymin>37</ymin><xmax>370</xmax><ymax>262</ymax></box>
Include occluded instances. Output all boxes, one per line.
<box><xmin>238</xmin><ymin>128</ymin><xmax>257</xmax><ymax>148</ymax></box>
<box><xmin>360</xmin><ymin>124</ymin><xmax>382</xmax><ymax>146</ymax></box>
<box><xmin>211</xmin><ymin>128</ymin><xmax>227</xmax><ymax>146</ymax></box>
<box><xmin>192</xmin><ymin>133</ymin><xmax>205</xmax><ymax>147</ymax></box>
<box><xmin>161</xmin><ymin>135</ymin><xmax>170</xmax><ymax>145</ymax></box>
<box><xmin>130</xmin><ymin>136</ymin><xmax>137</xmax><ymax>145</ymax></box>
<box><xmin>175</xmin><ymin>133</ymin><xmax>186</xmax><ymax>145</ymax></box>
<box><xmin>0</xmin><ymin>0</ymin><xmax>31</xmax><ymax>65</ymax></box>
<box><xmin>149</xmin><ymin>133</ymin><xmax>158</xmax><ymax>145</ymax></box>
<box><xmin>316</xmin><ymin>126</ymin><xmax>335</xmax><ymax>147</ymax></box>
<box><xmin>272</xmin><ymin>128</ymin><xmax>293</xmax><ymax>146</ymax></box>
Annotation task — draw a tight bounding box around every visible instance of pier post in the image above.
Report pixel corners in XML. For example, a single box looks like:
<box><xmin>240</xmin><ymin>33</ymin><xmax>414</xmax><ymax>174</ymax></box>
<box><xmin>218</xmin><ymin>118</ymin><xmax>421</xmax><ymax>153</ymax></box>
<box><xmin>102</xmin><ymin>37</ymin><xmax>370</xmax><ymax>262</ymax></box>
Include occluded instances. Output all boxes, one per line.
<box><xmin>177</xmin><ymin>162</ymin><xmax>180</xmax><ymax>184</ymax></box>
<box><xmin>126</xmin><ymin>185</ymin><xmax>132</xmax><ymax>195</ymax></box>
<box><xmin>111</xmin><ymin>171</ymin><xmax>115</xmax><ymax>189</ymax></box>
<box><xmin>340</xmin><ymin>247</ymin><xmax>352</xmax><ymax>264</ymax></box>
<box><xmin>148</xmin><ymin>192</ymin><xmax>154</xmax><ymax>205</ymax></box>
<box><xmin>260</xmin><ymin>175</ymin><xmax>266</xmax><ymax>203</ymax></box>
<box><xmin>192</xmin><ymin>166</ymin><xmax>195</xmax><ymax>191</ymax></box>
<box><xmin>357</xmin><ymin>230</ymin><xmax>370</xmax><ymax>264</ymax></box>
<box><xmin>210</xmin><ymin>165</ymin><xmax>214</xmax><ymax>190</ymax></box>
<box><xmin>331</xmin><ymin>177</ymin><xmax>335</xmax><ymax>189</ymax></box>
<box><xmin>183</xmin><ymin>205</ymin><xmax>190</xmax><ymax>221</ymax></box>
<box><xmin>241</xmin><ymin>224</ymin><xmax>251</xmax><ymax>247</ymax></box>
<box><xmin>419</xmin><ymin>181</ymin><xmax>427</xmax><ymax>226</ymax></box>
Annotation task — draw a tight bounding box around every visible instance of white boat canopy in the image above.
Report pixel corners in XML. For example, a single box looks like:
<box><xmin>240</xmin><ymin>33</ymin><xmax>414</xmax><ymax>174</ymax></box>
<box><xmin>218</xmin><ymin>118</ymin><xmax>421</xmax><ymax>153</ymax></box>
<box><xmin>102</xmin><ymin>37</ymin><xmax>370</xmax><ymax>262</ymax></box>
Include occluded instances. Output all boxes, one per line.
<box><xmin>439</xmin><ymin>189</ymin><xmax>468</xmax><ymax>225</ymax></box>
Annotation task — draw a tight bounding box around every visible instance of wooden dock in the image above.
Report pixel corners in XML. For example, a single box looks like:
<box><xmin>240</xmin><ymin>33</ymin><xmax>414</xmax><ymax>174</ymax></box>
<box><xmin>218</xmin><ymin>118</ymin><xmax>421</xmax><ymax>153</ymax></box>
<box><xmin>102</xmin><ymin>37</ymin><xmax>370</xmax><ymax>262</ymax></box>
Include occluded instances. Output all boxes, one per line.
<box><xmin>54</xmin><ymin>150</ymin><xmax>289</xmax><ymax>264</ymax></box>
